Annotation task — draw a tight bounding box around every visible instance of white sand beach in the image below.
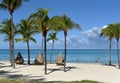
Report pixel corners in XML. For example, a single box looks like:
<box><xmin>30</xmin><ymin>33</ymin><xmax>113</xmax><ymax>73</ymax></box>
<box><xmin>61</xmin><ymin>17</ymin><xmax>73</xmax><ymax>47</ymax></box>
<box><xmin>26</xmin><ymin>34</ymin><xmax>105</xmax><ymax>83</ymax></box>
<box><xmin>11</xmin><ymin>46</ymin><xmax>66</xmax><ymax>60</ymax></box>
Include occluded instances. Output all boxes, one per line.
<box><xmin>0</xmin><ymin>62</ymin><xmax>120</xmax><ymax>83</ymax></box>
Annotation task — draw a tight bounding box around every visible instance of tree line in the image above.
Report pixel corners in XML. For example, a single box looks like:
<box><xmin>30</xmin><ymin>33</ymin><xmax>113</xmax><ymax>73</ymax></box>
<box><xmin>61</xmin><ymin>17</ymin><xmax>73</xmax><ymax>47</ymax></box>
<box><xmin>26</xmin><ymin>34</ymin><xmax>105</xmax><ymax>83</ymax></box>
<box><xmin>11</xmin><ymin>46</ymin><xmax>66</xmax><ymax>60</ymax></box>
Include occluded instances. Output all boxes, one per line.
<box><xmin>0</xmin><ymin>0</ymin><xmax>81</xmax><ymax>74</ymax></box>
<box><xmin>100</xmin><ymin>23</ymin><xmax>120</xmax><ymax>68</ymax></box>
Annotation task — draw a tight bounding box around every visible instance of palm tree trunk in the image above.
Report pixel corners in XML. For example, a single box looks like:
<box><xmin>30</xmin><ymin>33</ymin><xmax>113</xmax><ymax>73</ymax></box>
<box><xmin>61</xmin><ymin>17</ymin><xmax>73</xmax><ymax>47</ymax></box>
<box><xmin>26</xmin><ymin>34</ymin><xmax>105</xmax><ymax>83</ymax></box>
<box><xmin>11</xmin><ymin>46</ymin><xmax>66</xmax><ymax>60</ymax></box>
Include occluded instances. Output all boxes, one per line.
<box><xmin>50</xmin><ymin>40</ymin><xmax>54</xmax><ymax>63</ymax></box>
<box><xmin>117</xmin><ymin>39</ymin><xmax>120</xmax><ymax>69</ymax></box>
<box><xmin>10</xmin><ymin>40</ymin><xmax>12</xmax><ymax>66</ymax></box>
<box><xmin>10</xmin><ymin>12</ymin><xmax>15</xmax><ymax>69</ymax></box>
<box><xmin>27</xmin><ymin>40</ymin><xmax>30</xmax><ymax>65</ymax></box>
<box><xmin>44</xmin><ymin>31</ymin><xmax>47</xmax><ymax>74</ymax></box>
<box><xmin>64</xmin><ymin>31</ymin><xmax>67</xmax><ymax>72</ymax></box>
<box><xmin>41</xmin><ymin>34</ymin><xmax>44</xmax><ymax>57</ymax></box>
<box><xmin>109</xmin><ymin>40</ymin><xmax>112</xmax><ymax>65</ymax></box>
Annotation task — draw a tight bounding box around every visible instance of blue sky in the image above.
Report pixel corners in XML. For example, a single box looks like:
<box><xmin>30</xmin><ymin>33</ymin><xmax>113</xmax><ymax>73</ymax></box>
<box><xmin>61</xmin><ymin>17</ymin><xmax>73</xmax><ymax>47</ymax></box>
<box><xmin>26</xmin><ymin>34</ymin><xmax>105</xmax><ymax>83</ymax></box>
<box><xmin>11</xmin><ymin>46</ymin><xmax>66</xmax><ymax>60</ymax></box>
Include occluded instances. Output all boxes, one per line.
<box><xmin>0</xmin><ymin>0</ymin><xmax>120</xmax><ymax>49</ymax></box>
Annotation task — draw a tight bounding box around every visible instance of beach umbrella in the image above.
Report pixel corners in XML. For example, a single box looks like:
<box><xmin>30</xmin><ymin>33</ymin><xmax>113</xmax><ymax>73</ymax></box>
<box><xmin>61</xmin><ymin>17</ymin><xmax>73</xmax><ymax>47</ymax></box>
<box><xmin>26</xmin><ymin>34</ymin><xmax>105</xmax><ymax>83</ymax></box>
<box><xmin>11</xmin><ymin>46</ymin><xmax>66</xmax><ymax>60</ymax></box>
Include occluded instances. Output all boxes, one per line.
<box><xmin>15</xmin><ymin>52</ymin><xmax>24</xmax><ymax>64</ymax></box>
<box><xmin>34</xmin><ymin>53</ymin><xmax>44</xmax><ymax>65</ymax></box>
<box><xmin>56</xmin><ymin>52</ymin><xmax>64</xmax><ymax>65</ymax></box>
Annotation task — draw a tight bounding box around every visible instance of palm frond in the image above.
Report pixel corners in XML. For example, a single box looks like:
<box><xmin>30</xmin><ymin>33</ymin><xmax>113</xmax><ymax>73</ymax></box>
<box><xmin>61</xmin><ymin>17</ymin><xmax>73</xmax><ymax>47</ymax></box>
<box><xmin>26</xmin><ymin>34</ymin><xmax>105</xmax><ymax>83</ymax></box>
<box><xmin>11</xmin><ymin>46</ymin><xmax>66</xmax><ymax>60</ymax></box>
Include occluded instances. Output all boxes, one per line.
<box><xmin>16</xmin><ymin>18</ymin><xmax>37</xmax><ymax>44</ymax></box>
<box><xmin>3</xmin><ymin>38</ymin><xmax>9</xmax><ymax>42</ymax></box>
<box><xmin>47</xmin><ymin>32</ymin><xmax>58</xmax><ymax>42</ymax></box>
<box><xmin>0</xmin><ymin>19</ymin><xmax>12</xmax><ymax>41</ymax></box>
<box><xmin>0</xmin><ymin>2</ymin><xmax>8</xmax><ymax>9</ymax></box>
<box><xmin>29</xmin><ymin>37</ymin><xmax>36</xmax><ymax>43</ymax></box>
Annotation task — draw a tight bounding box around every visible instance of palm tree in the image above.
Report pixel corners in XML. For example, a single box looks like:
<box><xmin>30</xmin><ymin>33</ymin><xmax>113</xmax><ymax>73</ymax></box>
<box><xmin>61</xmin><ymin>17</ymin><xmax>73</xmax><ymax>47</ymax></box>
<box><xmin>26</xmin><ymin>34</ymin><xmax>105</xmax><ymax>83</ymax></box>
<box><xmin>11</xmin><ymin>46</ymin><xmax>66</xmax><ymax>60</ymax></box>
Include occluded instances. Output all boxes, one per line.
<box><xmin>29</xmin><ymin>8</ymin><xmax>49</xmax><ymax>57</ymax></box>
<box><xmin>47</xmin><ymin>32</ymin><xmax>58</xmax><ymax>63</ymax></box>
<box><xmin>61</xmin><ymin>15</ymin><xmax>81</xmax><ymax>72</ymax></box>
<box><xmin>112</xmin><ymin>23</ymin><xmax>120</xmax><ymax>68</ymax></box>
<box><xmin>29</xmin><ymin>8</ymin><xmax>49</xmax><ymax>74</ymax></box>
<box><xmin>16</xmin><ymin>19</ymin><xmax>37</xmax><ymax>65</ymax></box>
<box><xmin>50</xmin><ymin>14</ymin><xmax>81</xmax><ymax>72</ymax></box>
<box><xmin>100</xmin><ymin>25</ymin><xmax>114</xmax><ymax>65</ymax></box>
<box><xmin>0</xmin><ymin>19</ymin><xmax>12</xmax><ymax>64</ymax></box>
<box><xmin>0</xmin><ymin>0</ymin><xmax>29</xmax><ymax>68</ymax></box>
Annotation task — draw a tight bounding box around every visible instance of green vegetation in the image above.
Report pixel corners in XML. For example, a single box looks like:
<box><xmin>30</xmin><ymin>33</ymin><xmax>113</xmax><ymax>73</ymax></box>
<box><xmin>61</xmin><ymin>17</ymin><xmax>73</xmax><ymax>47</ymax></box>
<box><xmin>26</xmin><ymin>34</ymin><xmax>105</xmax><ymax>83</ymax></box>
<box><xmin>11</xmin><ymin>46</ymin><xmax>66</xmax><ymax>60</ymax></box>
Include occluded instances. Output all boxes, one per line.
<box><xmin>100</xmin><ymin>24</ymin><xmax>114</xmax><ymax>65</ymax></box>
<box><xmin>0</xmin><ymin>79</ymin><xmax>29</xmax><ymax>83</ymax></box>
<box><xmin>0</xmin><ymin>79</ymin><xmax>102</xmax><ymax>83</ymax></box>
<box><xmin>0</xmin><ymin>19</ymin><xmax>12</xmax><ymax>64</ymax></box>
<box><xmin>29</xmin><ymin>8</ymin><xmax>49</xmax><ymax>74</ymax></box>
<box><xmin>0</xmin><ymin>0</ymin><xmax>81</xmax><ymax>74</ymax></box>
<box><xmin>100</xmin><ymin>23</ymin><xmax>120</xmax><ymax>68</ymax></box>
<box><xmin>50</xmin><ymin>15</ymin><xmax>81</xmax><ymax>72</ymax></box>
<box><xmin>16</xmin><ymin>19</ymin><xmax>37</xmax><ymax>65</ymax></box>
<box><xmin>0</xmin><ymin>0</ymin><xmax>29</xmax><ymax>69</ymax></box>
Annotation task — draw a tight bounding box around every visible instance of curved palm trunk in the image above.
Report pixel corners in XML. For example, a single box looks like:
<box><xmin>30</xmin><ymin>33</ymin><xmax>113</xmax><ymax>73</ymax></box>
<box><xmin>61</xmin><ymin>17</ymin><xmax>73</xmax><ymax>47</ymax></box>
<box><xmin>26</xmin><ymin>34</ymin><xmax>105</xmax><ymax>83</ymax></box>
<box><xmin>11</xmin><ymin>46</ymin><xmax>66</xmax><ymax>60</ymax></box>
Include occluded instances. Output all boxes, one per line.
<box><xmin>109</xmin><ymin>40</ymin><xmax>112</xmax><ymax>65</ymax></box>
<box><xmin>64</xmin><ymin>31</ymin><xmax>67</xmax><ymax>72</ymax></box>
<box><xmin>50</xmin><ymin>40</ymin><xmax>54</xmax><ymax>63</ymax></box>
<box><xmin>10</xmin><ymin>12</ymin><xmax>15</xmax><ymax>69</ymax></box>
<box><xmin>43</xmin><ymin>31</ymin><xmax>47</xmax><ymax>74</ymax></box>
<box><xmin>117</xmin><ymin>39</ymin><xmax>120</xmax><ymax>69</ymax></box>
<box><xmin>27</xmin><ymin>40</ymin><xmax>30</xmax><ymax>65</ymax></box>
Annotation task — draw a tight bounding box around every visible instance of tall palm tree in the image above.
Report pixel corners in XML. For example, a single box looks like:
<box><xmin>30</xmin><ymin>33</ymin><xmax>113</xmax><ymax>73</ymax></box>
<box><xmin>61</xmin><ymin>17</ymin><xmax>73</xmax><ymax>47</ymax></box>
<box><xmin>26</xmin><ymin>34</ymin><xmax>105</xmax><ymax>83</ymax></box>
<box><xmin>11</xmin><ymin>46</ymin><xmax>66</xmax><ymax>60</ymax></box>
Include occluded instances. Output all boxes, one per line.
<box><xmin>100</xmin><ymin>25</ymin><xmax>114</xmax><ymax>65</ymax></box>
<box><xmin>0</xmin><ymin>19</ymin><xmax>12</xmax><ymax>64</ymax></box>
<box><xmin>47</xmin><ymin>32</ymin><xmax>58</xmax><ymax>63</ymax></box>
<box><xmin>0</xmin><ymin>0</ymin><xmax>29</xmax><ymax>68</ymax></box>
<box><xmin>29</xmin><ymin>8</ymin><xmax>49</xmax><ymax>56</ymax></box>
<box><xmin>16</xmin><ymin>19</ymin><xmax>37</xmax><ymax>65</ymax></box>
<box><xmin>50</xmin><ymin>14</ymin><xmax>81</xmax><ymax>72</ymax></box>
<box><xmin>61</xmin><ymin>15</ymin><xmax>81</xmax><ymax>72</ymax></box>
<box><xmin>29</xmin><ymin>8</ymin><xmax>49</xmax><ymax>74</ymax></box>
<box><xmin>112</xmin><ymin>23</ymin><xmax>120</xmax><ymax>68</ymax></box>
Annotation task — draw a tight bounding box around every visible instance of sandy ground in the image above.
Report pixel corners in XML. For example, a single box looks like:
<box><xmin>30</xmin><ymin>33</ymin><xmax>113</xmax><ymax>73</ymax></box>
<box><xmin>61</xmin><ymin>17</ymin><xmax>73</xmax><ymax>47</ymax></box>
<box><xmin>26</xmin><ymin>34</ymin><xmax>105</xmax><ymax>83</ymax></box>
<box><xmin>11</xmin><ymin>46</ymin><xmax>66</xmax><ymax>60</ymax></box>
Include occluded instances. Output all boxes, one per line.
<box><xmin>0</xmin><ymin>62</ymin><xmax>120</xmax><ymax>83</ymax></box>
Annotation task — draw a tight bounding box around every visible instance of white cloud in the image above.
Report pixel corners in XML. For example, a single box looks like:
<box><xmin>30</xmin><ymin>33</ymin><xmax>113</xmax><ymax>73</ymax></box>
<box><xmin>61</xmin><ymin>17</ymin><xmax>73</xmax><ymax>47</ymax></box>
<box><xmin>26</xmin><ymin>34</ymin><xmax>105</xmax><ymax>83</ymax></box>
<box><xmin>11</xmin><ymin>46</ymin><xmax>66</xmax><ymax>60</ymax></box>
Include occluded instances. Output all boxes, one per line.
<box><xmin>83</xmin><ymin>27</ymin><xmax>100</xmax><ymax>37</ymax></box>
<box><xmin>82</xmin><ymin>25</ymin><xmax>117</xmax><ymax>49</ymax></box>
<box><xmin>46</xmin><ymin>26</ymin><xmax>111</xmax><ymax>49</ymax></box>
<box><xmin>83</xmin><ymin>27</ymin><xmax>101</xmax><ymax>37</ymax></box>
<box><xmin>47</xmin><ymin>35</ymin><xmax>90</xmax><ymax>49</ymax></box>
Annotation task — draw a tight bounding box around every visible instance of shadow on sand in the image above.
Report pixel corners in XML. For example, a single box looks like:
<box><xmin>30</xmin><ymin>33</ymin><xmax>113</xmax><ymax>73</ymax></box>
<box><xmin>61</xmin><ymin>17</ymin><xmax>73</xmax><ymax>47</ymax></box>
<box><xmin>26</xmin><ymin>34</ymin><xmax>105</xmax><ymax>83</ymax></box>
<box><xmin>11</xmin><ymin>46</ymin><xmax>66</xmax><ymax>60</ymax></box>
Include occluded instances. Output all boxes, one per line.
<box><xmin>0</xmin><ymin>70</ymin><xmax>46</xmax><ymax>81</ymax></box>
<box><xmin>47</xmin><ymin>66</ymin><xmax>77</xmax><ymax>75</ymax></box>
<box><xmin>102</xmin><ymin>63</ymin><xmax>119</xmax><ymax>69</ymax></box>
<box><xmin>0</xmin><ymin>63</ymin><xmax>78</xmax><ymax>81</ymax></box>
<box><xmin>0</xmin><ymin>70</ymin><xmax>22</xmax><ymax>79</ymax></box>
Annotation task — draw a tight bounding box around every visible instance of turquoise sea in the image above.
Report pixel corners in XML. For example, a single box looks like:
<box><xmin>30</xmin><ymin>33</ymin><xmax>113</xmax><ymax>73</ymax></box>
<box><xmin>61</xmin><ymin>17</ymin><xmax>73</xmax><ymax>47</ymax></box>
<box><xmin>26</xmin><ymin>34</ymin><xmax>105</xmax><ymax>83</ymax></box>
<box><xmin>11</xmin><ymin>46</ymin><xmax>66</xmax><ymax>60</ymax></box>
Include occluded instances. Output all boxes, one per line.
<box><xmin>0</xmin><ymin>49</ymin><xmax>119</xmax><ymax>64</ymax></box>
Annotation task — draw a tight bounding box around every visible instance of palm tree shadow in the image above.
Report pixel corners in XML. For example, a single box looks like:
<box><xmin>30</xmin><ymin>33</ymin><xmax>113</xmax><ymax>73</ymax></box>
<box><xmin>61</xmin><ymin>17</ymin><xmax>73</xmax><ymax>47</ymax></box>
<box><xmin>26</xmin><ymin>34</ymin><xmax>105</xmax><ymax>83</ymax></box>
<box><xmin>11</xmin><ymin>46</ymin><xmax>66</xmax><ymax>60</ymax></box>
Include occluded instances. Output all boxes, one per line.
<box><xmin>66</xmin><ymin>66</ymin><xmax>77</xmax><ymax>71</ymax></box>
<box><xmin>47</xmin><ymin>66</ymin><xmax>77</xmax><ymax>75</ymax></box>
<box><xmin>103</xmin><ymin>63</ymin><xmax>118</xmax><ymax>68</ymax></box>
<box><xmin>15</xmin><ymin>65</ymin><xmax>29</xmax><ymax>69</ymax></box>
<box><xmin>0</xmin><ymin>70</ymin><xmax>46</xmax><ymax>81</ymax></box>
<box><xmin>0</xmin><ymin>65</ymin><xmax>12</xmax><ymax>68</ymax></box>
<box><xmin>47</xmin><ymin>68</ymin><xmax>61</xmax><ymax>74</ymax></box>
<box><xmin>0</xmin><ymin>63</ymin><xmax>4</xmax><ymax>65</ymax></box>
<box><xmin>0</xmin><ymin>70</ymin><xmax>22</xmax><ymax>79</ymax></box>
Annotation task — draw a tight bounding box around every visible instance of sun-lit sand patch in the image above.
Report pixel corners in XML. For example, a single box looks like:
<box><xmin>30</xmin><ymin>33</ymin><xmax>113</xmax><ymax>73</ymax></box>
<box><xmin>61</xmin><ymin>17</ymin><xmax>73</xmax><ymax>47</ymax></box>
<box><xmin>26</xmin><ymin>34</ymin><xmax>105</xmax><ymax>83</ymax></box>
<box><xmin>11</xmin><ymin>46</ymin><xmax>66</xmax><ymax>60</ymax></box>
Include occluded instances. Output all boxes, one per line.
<box><xmin>0</xmin><ymin>62</ymin><xmax>120</xmax><ymax>83</ymax></box>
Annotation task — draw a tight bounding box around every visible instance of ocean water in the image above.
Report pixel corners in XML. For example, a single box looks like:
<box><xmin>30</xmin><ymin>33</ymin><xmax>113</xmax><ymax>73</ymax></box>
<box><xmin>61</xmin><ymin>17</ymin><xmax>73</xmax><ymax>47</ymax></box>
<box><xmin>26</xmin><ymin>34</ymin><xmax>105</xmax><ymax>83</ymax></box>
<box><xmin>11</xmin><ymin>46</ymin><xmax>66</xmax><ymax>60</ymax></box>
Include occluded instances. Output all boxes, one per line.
<box><xmin>0</xmin><ymin>49</ymin><xmax>119</xmax><ymax>64</ymax></box>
